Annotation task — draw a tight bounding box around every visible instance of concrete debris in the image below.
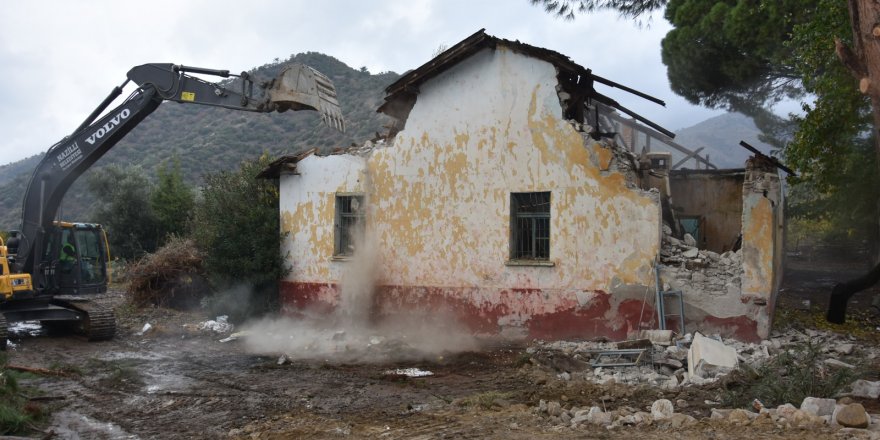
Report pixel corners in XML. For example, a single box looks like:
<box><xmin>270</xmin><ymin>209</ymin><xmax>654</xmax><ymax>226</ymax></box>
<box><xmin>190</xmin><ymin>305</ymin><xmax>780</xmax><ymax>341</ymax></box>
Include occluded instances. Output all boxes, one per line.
<box><xmin>638</xmin><ymin>329</ymin><xmax>673</xmax><ymax>346</ymax></box>
<box><xmin>849</xmin><ymin>380</ymin><xmax>880</xmax><ymax>399</ymax></box>
<box><xmin>834</xmin><ymin>343</ymin><xmax>855</xmax><ymax>355</ymax></box>
<box><xmin>823</xmin><ymin>358</ymin><xmax>856</xmax><ymax>370</ymax></box>
<box><xmin>198</xmin><ymin>316</ymin><xmax>233</xmax><ymax>334</ymax></box>
<box><xmin>384</xmin><ymin>368</ymin><xmax>433</xmax><ymax>378</ymax></box>
<box><xmin>800</xmin><ymin>397</ymin><xmax>836</xmax><ymax>417</ymax></box>
<box><xmin>219</xmin><ymin>331</ymin><xmax>249</xmax><ymax>343</ymax></box>
<box><xmin>687</xmin><ymin>332</ymin><xmax>738</xmax><ymax>378</ymax></box>
<box><xmin>137</xmin><ymin>323</ymin><xmax>153</xmax><ymax>336</ymax></box>
<box><xmin>650</xmin><ymin>399</ymin><xmax>674</xmax><ymax>420</ymax></box>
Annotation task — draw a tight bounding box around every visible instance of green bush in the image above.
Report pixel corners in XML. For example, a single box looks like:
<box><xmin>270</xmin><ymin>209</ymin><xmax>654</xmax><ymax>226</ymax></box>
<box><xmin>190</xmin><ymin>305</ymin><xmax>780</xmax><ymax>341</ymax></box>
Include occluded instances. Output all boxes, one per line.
<box><xmin>0</xmin><ymin>354</ymin><xmax>39</xmax><ymax>435</ymax></box>
<box><xmin>721</xmin><ymin>341</ymin><xmax>858</xmax><ymax>408</ymax></box>
<box><xmin>192</xmin><ymin>154</ymin><xmax>288</xmax><ymax>321</ymax></box>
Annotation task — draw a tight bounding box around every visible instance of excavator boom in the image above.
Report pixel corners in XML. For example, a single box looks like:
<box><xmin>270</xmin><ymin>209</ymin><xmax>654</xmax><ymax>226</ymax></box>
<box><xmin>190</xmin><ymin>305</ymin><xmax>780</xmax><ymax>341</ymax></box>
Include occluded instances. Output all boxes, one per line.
<box><xmin>12</xmin><ymin>62</ymin><xmax>346</xmax><ymax>293</ymax></box>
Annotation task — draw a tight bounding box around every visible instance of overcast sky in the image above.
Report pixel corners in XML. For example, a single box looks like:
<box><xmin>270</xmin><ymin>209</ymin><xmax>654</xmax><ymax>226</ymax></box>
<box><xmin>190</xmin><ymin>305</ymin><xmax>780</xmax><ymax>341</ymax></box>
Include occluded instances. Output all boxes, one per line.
<box><xmin>0</xmin><ymin>0</ymin><xmax>725</xmax><ymax>165</ymax></box>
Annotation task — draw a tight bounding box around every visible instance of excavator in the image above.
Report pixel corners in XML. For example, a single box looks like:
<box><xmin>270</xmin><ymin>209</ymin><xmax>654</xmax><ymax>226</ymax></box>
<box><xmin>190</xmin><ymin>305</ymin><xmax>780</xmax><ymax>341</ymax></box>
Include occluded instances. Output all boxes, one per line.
<box><xmin>0</xmin><ymin>62</ymin><xmax>346</xmax><ymax>349</ymax></box>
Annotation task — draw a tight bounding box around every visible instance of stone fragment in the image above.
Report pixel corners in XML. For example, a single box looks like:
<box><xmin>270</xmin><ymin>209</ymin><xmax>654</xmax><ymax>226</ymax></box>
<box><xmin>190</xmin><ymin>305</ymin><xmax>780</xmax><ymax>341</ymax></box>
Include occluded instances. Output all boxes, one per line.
<box><xmin>587</xmin><ymin>406</ymin><xmax>612</xmax><ymax>426</ymax></box>
<box><xmin>710</xmin><ymin>409</ymin><xmax>731</xmax><ymax>420</ymax></box>
<box><xmin>651</xmin><ymin>399</ymin><xmax>674</xmax><ymax>420</ymax></box>
<box><xmin>727</xmin><ymin>409</ymin><xmax>753</xmax><ymax>425</ymax></box>
<box><xmin>571</xmin><ymin>409</ymin><xmax>591</xmax><ymax>426</ymax></box>
<box><xmin>547</xmin><ymin>401</ymin><xmax>563</xmax><ymax>417</ymax></box>
<box><xmin>665</xmin><ymin>345</ymin><xmax>688</xmax><ymax>361</ymax></box>
<box><xmin>824</xmin><ymin>358</ymin><xmax>856</xmax><ymax>369</ymax></box>
<box><xmin>776</xmin><ymin>403</ymin><xmax>798</xmax><ymax>420</ymax></box>
<box><xmin>560</xmin><ymin>411</ymin><xmax>572</xmax><ymax>425</ymax></box>
<box><xmin>670</xmin><ymin>413</ymin><xmax>696</xmax><ymax>428</ymax></box>
<box><xmin>834</xmin><ymin>344</ymin><xmax>854</xmax><ymax>355</ymax></box>
<box><xmin>688</xmin><ymin>333</ymin><xmax>738</xmax><ymax>378</ymax></box>
<box><xmin>789</xmin><ymin>409</ymin><xmax>824</xmax><ymax>428</ymax></box>
<box><xmin>638</xmin><ymin>329</ymin><xmax>673</xmax><ymax>346</ymax></box>
<box><xmin>682</xmin><ymin>247</ymin><xmax>699</xmax><ymax>258</ymax></box>
<box><xmin>836</xmin><ymin>403</ymin><xmax>869</xmax><ymax>429</ymax></box>
<box><xmin>538</xmin><ymin>399</ymin><xmax>547</xmax><ymax>413</ymax></box>
<box><xmin>850</xmin><ymin>380</ymin><xmax>880</xmax><ymax>399</ymax></box>
<box><xmin>683</xmin><ymin>233</ymin><xmax>697</xmax><ymax>247</ymax></box>
<box><xmin>800</xmin><ymin>397</ymin><xmax>837</xmax><ymax>417</ymax></box>
<box><xmin>632</xmin><ymin>412</ymin><xmax>653</xmax><ymax>425</ymax></box>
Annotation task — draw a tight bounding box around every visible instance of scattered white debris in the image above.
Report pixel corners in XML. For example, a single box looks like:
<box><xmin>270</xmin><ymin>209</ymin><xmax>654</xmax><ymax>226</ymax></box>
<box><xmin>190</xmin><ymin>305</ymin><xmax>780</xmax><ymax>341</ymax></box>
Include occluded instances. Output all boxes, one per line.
<box><xmin>277</xmin><ymin>354</ymin><xmax>289</xmax><ymax>365</ymax></box>
<box><xmin>688</xmin><ymin>332</ymin><xmax>738</xmax><ymax>378</ymax></box>
<box><xmin>849</xmin><ymin>380</ymin><xmax>880</xmax><ymax>399</ymax></box>
<box><xmin>199</xmin><ymin>316</ymin><xmax>233</xmax><ymax>334</ymax></box>
<box><xmin>384</xmin><ymin>368</ymin><xmax>433</xmax><ymax>378</ymax></box>
<box><xmin>137</xmin><ymin>323</ymin><xmax>153</xmax><ymax>336</ymax></box>
<box><xmin>9</xmin><ymin>321</ymin><xmax>42</xmax><ymax>336</ymax></box>
<box><xmin>219</xmin><ymin>331</ymin><xmax>248</xmax><ymax>343</ymax></box>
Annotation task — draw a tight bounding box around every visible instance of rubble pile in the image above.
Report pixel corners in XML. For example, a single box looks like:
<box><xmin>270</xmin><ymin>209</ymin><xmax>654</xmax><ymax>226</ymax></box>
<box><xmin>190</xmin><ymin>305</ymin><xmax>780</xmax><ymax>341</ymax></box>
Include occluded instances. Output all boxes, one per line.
<box><xmin>534</xmin><ymin>397</ymin><xmax>880</xmax><ymax>432</ymax></box>
<box><xmin>527</xmin><ymin>328</ymin><xmax>880</xmax><ymax>433</ymax></box>
<box><xmin>659</xmin><ymin>226</ymin><xmax>742</xmax><ymax>298</ymax></box>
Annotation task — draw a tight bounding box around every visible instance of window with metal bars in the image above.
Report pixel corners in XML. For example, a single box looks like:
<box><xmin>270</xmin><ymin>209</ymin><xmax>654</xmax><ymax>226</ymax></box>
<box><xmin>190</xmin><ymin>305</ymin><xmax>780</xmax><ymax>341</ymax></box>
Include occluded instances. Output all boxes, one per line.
<box><xmin>510</xmin><ymin>192</ymin><xmax>551</xmax><ymax>260</ymax></box>
<box><xmin>334</xmin><ymin>194</ymin><xmax>364</xmax><ymax>256</ymax></box>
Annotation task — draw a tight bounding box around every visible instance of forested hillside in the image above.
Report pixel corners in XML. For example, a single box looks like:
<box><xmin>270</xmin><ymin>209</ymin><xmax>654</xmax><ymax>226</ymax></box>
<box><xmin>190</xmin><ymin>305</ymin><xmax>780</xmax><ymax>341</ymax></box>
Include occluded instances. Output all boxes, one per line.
<box><xmin>0</xmin><ymin>53</ymin><xmax>398</xmax><ymax>230</ymax></box>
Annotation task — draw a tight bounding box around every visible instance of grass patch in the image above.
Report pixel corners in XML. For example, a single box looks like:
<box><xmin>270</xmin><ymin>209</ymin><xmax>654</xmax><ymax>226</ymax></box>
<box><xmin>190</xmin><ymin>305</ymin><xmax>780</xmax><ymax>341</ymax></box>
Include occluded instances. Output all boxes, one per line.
<box><xmin>0</xmin><ymin>354</ymin><xmax>45</xmax><ymax>435</ymax></box>
<box><xmin>720</xmin><ymin>341</ymin><xmax>859</xmax><ymax>408</ymax></box>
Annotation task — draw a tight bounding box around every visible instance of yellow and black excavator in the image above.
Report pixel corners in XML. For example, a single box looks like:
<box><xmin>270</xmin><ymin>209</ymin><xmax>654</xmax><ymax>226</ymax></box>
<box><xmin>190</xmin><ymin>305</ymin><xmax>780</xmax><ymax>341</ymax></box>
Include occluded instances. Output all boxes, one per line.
<box><xmin>0</xmin><ymin>62</ymin><xmax>346</xmax><ymax>349</ymax></box>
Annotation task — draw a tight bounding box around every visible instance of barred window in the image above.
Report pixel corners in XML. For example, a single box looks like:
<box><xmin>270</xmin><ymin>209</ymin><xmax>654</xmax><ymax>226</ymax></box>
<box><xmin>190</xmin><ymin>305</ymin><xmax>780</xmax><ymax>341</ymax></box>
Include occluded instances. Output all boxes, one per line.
<box><xmin>510</xmin><ymin>192</ymin><xmax>550</xmax><ymax>260</ymax></box>
<box><xmin>334</xmin><ymin>194</ymin><xmax>364</xmax><ymax>256</ymax></box>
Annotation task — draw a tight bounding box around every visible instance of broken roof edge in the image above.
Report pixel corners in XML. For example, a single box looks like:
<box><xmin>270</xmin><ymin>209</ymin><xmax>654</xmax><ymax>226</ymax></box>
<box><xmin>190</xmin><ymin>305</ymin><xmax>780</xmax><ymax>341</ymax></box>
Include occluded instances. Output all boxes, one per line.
<box><xmin>256</xmin><ymin>148</ymin><xmax>317</xmax><ymax>179</ymax></box>
<box><xmin>377</xmin><ymin>28</ymin><xmax>673</xmax><ymax>139</ymax></box>
<box><xmin>380</xmin><ymin>29</ymin><xmax>583</xmax><ymax>105</ymax></box>
<box><xmin>257</xmin><ymin>140</ymin><xmax>385</xmax><ymax>179</ymax></box>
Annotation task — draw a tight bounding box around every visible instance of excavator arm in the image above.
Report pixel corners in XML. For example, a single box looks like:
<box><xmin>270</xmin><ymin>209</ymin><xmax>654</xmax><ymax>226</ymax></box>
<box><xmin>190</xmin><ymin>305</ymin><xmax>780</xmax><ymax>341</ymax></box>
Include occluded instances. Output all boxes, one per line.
<box><xmin>12</xmin><ymin>63</ymin><xmax>345</xmax><ymax>290</ymax></box>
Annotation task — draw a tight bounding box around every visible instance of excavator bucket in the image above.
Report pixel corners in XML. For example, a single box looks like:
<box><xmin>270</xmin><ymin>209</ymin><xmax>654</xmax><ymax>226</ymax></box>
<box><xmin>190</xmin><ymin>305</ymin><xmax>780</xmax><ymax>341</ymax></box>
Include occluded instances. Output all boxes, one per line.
<box><xmin>267</xmin><ymin>64</ymin><xmax>346</xmax><ymax>132</ymax></box>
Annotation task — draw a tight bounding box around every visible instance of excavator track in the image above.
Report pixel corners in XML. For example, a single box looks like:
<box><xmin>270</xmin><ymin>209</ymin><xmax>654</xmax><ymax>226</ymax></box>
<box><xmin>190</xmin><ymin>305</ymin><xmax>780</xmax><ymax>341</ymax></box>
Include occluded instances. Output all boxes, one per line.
<box><xmin>0</xmin><ymin>313</ymin><xmax>7</xmax><ymax>351</ymax></box>
<box><xmin>53</xmin><ymin>298</ymin><xmax>116</xmax><ymax>341</ymax></box>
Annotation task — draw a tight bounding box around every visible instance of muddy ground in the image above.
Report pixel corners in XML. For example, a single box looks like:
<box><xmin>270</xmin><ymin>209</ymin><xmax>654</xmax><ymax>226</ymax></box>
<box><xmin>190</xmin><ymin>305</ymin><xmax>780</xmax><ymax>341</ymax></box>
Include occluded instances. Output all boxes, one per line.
<box><xmin>3</xmin><ymin>248</ymin><xmax>879</xmax><ymax>439</ymax></box>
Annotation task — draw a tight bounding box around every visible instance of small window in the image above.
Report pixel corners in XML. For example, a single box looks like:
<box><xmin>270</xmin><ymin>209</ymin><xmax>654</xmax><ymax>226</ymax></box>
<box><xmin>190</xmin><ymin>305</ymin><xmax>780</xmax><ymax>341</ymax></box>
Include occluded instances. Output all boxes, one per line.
<box><xmin>334</xmin><ymin>194</ymin><xmax>365</xmax><ymax>256</ymax></box>
<box><xmin>510</xmin><ymin>192</ymin><xmax>551</xmax><ymax>260</ymax></box>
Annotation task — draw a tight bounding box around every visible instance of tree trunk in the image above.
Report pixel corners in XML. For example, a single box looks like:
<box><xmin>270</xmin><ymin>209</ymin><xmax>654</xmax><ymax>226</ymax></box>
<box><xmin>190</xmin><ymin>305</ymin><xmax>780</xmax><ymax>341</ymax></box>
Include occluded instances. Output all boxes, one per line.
<box><xmin>827</xmin><ymin>261</ymin><xmax>880</xmax><ymax>323</ymax></box>
<box><xmin>826</xmin><ymin>1</ymin><xmax>880</xmax><ymax>323</ymax></box>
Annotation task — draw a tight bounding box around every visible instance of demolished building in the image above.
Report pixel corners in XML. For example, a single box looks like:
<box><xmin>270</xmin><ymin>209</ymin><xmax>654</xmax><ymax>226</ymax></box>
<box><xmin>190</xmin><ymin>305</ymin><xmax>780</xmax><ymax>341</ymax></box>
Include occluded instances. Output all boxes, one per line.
<box><xmin>261</xmin><ymin>30</ymin><xmax>784</xmax><ymax>342</ymax></box>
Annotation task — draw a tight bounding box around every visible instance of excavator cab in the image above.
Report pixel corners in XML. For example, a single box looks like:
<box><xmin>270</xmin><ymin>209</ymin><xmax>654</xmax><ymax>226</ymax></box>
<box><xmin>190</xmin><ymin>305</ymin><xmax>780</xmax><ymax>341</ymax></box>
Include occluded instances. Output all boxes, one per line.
<box><xmin>40</xmin><ymin>222</ymin><xmax>110</xmax><ymax>295</ymax></box>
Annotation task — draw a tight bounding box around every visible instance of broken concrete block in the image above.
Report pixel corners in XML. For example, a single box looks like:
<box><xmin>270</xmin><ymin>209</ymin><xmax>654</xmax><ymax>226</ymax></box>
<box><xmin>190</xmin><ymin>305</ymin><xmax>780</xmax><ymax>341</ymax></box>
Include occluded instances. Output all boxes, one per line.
<box><xmin>683</xmin><ymin>233</ymin><xmax>697</xmax><ymax>247</ymax></box>
<box><xmin>638</xmin><ymin>329</ymin><xmax>673</xmax><ymax>346</ymax></box>
<box><xmin>824</xmin><ymin>358</ymin><xmax>856</xmax><ymax>370</ymax></box>
<box><xmin>682</xmin><ymin>247</ymin><xmax>699</xmax><ymax>259</ymax></box>
<box><xmin>547</xmin><ymin>401</ymin><xmax>563</xmax><ymax>417</ymax></box>
<box><xmin>850</xmin><ymin>380</ymin><xmax>880</xmax><ymax>399</ymax></box>
<box><xmin>834</xmin><ymin>343</ymin><xmax>855</xmax><ymax>355</ymax></box>
<box><xmin>800</xmin><ymin>397</ymin><xmax>836</xmax><ymax>417</ymax></box>
<box><xmin>687</xmin><ymin>332</ymin><xmax>738</xmax><ymax>378</ymax></box>
<box><xmin>651</xmin><ymin>399</ymin><xmax>674</xmax><ymax>420</ymax></box>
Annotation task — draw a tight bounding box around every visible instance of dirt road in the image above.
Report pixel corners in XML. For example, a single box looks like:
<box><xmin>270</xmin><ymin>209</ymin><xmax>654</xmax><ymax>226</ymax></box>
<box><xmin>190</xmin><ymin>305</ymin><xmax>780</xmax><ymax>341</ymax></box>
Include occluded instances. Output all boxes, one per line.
<box><xmin>2</xmin><ymin>308</ymin><xmax>864</xmax><ymax>440</ymax></box>
<box><xmin>4</xmin><ymin>246</ymin><xmax>878</xmax><ymax>439</ymax></box>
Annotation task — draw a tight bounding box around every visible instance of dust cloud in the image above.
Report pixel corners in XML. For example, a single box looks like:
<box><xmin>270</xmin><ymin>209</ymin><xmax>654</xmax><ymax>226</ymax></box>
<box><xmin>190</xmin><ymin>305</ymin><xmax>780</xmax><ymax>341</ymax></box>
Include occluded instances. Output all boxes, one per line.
<box><xmin>241</xmin><ymin>228</ymin><xmax>479</xmax><ymax>363</ymax></box>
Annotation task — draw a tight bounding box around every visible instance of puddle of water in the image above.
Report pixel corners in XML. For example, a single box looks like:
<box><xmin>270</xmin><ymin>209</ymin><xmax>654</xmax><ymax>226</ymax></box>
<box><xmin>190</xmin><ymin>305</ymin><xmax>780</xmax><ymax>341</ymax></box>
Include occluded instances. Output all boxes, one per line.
<box><xmin>50</xmin><ymin>409</ymin><xmax>138</xmax><ymax>439</ymax></box>
<box><xmin>9</xmin><ymin>320</ymin><xmax>43</xmax><ymax>336</ymax></box>
<box><xmin>143</xmin><ymin>371</ymin><xmax>192</xmax><ymax>394</ymax></box>
<box><xmin>98</xmin><ymin>351</ymin><xmax>169</xmax><ymax>362</ymax></box>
